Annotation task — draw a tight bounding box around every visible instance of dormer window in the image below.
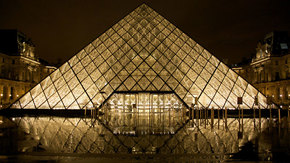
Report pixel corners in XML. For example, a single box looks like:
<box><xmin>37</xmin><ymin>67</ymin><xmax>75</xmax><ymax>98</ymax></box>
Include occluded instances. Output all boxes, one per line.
<box><xmin>280</xmin><ymin>43</ymin><xmax>288</xmax><ymax>50</ymax></box>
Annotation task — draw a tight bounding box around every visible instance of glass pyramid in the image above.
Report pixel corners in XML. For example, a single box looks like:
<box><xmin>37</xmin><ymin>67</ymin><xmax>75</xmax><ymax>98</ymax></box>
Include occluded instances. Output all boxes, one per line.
<box><xmin>11</xmin><ymin>4</ymin><xmax>270</xmax><ymax>110</ymax></box>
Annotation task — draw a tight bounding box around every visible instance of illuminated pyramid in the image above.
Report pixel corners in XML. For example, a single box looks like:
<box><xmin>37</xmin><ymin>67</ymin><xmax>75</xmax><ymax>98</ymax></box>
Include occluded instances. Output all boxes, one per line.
<box><xmin>11</xmin><ymin>4</ymin><xmax>269</xmax><ymax>110</ymax></box>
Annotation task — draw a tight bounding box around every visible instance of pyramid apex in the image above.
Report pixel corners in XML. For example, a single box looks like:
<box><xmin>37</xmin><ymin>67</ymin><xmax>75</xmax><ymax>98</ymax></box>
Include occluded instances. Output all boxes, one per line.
<box><xmin>134</xmin><ymin>3</ymin><xmax>154</xmax><ymax>14</ymax></box>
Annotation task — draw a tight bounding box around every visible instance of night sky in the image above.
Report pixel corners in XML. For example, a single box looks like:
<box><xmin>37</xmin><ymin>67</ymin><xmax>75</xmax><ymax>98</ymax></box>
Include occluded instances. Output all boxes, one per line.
<box><xmin>0</xmin><ymin>0</ymin><xmax>289</xmax><ymax>65</ymax></box>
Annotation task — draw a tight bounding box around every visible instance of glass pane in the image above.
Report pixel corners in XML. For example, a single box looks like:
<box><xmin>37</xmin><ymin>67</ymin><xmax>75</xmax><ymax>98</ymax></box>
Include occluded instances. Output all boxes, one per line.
<box><xmin>38</xmin><ymin>101</ymin><xmax>50</xmax><ymax>109</ymax></box>
<box><xmin>58</xmin><ymin>84</ymin><xmax>70</xmax><ymax>99</ymax></box>
<box><xmin>187</xmin><ymin>38</ymin><xmax>196</xmax><ymax>48</ymax></box>
<box><xmin>77</xmin><ymin>93</ymin><xmax>90</xmax><ymax>109</ymax></box>
<box><xmin>186</xmin><ymin>69</ymin><xmax>198</xmax><ymax>82</ymax></box>
<box><xmin>195</xmin><ymin>76</ymin><xmax>206</xmax><ymax>90</ymax></box>
<box><xmin>23</xmin><ymin>101</ymin><xmax>35</xmax><ymax>109</ymax></box>
<box><xmin>243</xmin><ymin>92</ymin><xmax>254</xmax><ymax>108</ymax></box>
<box><xmin>218</xmin><ymin>62</ymin><xmax>229</xmax><ymax>74</ymax></box>
<box><xmin>201</xmin><ymin>49</ymin><xmax>211</xmax><ymax>60</ymax></box>
<box><xmin>82</xmin><ymin>77</ymin><xmax>94</xmax><ymax>90</ymax></box>
<box><xmin>47</xmin><ymin>93</ymin><xmax>61</xmax><ymax>108</ymax></box>
<box><xmin>72</xmin><ymin>84</ymin><xmax>85</xmax><ymax>99</ymax></box>
<box><xmin>213</xmin><ymin>93</ymin><xmax>226</xmax><ymax>108</ymax></box>
<box><xmin>30</xmin><ymin>84</ymin><xmax>42</xmax><ymax>99</ymax></box>
<box><xmin>209</xmin><ymin>55</ymin><xmax>220</xmax><ymax>67</ymax></box>
<box><xmin>199</xmin><ymin>93</ymin><xmax>211</xmax><ymax>108</ymax></box>
<box><xmin>44</xmin><ymin>84</ymin><xmax>56</xmax><ymax>99</ymax></box>
<box><xmin>218</xmin><ymin>84</ymin><xmax>231</xmax><ymax>99</ymax></box>
<box><xmin>84</xmin><ymin>43</ymin><xmax>94</xmax><ymax>54</ymax></box>
<box><xmin>54</xmin><ymin>76</ymin><xmax>66</xmax><ymax>90</ymax></box>
<box><xmin>124</xmin><ymin>77</ymin><xmax>136</xmax><ymax>90</ymax></box>
<box><xmin>180</xmin><ymin>76</ymin><xmax>192</xmax><ymax>90</ymax></box>
<box><xmin>205</xmin><ymin>62</ymin><xmax>216</xmax><ymax>74</ymax></box>
<box><xmin>87</xmin><ymin>84</ymin><xmax>99</xmax><ymax>99</ymax></box>
<box><xmin>62</xmin><ymin>93</ymin><xmax>75</xmax><ymax>109</ymax></box>
<box><xmin>152</xmin><ymin>76</ymin><xmax>164</xmax><ymax>90</ymax></box>
<box><xmin>138</xmin><ymin>76</ymin><xmax>150</xmax><ymax>90</ymax></box>
<box><xmin>59</xmin><ymin>62</ymin><xmax>70</xmax><ymax>74</ymax></box>
<box><xmin>76</xmin><ymin>49</ymin><xmax>86</xmax><ymax>60</ymax></box>
<box><xmin>104</xmin><ymin>69</ymin><xmax>116</xmax><ymax>82</ymax></box>
<box><xmin>175</xmin><ymin>85</ymin><xmax>187</xmax><ymax>99</ymax></box>
<box><xmin>204</xmin><ymin>84</ymin><xmax>216</xmax><ymax>99</ymax></box>
<box><xmin>232</xmin><ymin>84</ymin><xmax>244</xmax><ymax>97</ymax></box>
<box><xmin>50</xmin><ymin>69</ymin><xmax>62</xmax><ymax>82</ymax></box>
<box><xmin>72</xmin><ymin>62</ymin><xmax>83</xmax><ymax>74</ymax></box>
<box><xmin>193</xmin><ymin>43</ymin><xmax>203</xmax><ymax>54</ymax></box>
<box><xmin>178</xmin><ymin>62</ymin><xmax>190</xmax><ymax>74</ymax></box>
<box><xmin>200</xmin><ymin>69</ymin><xmax>211</xmax><ymax>81</ymax></box>
<box><xmin>227</xmin><ymin>92</ymin><xmax>238</xmax><ymax>108</ymax></box>
<box><xmin>19</xmin><ymin>93</ymin><xmax>33</xmax><ymax>108</ymax></box>
<box><xmin>68</xmin><ymin>55</ymin><xmax>79</xmax><ymax>67</ymax></box>
<box><xmin>188</xmin><ymin>49</ymin><xmax>199</xmax><ymax>60</ymax></box>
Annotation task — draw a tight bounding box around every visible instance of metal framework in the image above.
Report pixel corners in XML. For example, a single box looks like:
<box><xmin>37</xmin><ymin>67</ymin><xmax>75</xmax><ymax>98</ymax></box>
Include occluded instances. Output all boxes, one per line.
<box><xmin>11</xmin><ymin>4</ymin><xmax>270</xmax><ymax>110</ymax></box>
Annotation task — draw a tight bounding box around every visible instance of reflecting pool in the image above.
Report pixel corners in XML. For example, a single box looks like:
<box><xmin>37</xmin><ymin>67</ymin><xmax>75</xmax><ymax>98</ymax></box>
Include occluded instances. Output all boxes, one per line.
<box><xmin>0</xmin><ymin>111</ymin><xmax>289</xmax><ymax>162</ymax></box>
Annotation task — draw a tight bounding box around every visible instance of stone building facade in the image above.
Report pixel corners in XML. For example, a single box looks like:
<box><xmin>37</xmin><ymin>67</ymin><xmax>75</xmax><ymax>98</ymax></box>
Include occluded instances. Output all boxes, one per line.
<box><xmin>233</xmin><ymin>31</ymin><xmax>290</xmax><ymax>109</ymax></box>
<box><xmin>0</xmin><ymin>30</ymin><xmax>56</xmax><ymax>108</ymax></box>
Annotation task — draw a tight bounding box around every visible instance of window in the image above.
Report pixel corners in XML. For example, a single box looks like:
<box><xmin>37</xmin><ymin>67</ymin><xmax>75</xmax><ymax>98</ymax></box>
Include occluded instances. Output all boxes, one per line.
<box><xmin>10</xmin><ymin>87</ymin><xmax>14</xmax><ymax>100</ymax></box>
<box><xmin>255</xmin><ymin>72</ymin><xmax>258</xmax><ymax>83</ymax></box>
<box><xmin>280</xmin><ymin>43</ymin><xmax>288</xmax><ymax>49</ymax></box>
<box><xmin>275</xmin><ymin>72</ymin><xmax>280</xmax><ymax>80</ymax></box>
<box><xmin>3</xmin><ymin>86</ymin><xmax>8</xmax><ymax>100</ymax></box>
<box><xmin>277</xmin><ymin>88</ymin><xmax>280</xmax><ymax>100</ymax></box>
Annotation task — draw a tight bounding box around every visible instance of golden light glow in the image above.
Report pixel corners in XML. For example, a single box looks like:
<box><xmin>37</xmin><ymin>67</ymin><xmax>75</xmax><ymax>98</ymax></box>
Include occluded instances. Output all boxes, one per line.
<box><xmin>11</xmin><ymin>4</ymin><xmax>270</xmax><ymax>110</ymax></box>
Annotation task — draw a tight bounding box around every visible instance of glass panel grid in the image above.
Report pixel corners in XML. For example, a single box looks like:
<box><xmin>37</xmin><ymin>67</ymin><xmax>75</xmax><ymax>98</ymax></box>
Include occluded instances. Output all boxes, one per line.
<box><xmin>11</xmin><ymin>4</ymin><xmax>270</xmax><ymax>110</ymax></box>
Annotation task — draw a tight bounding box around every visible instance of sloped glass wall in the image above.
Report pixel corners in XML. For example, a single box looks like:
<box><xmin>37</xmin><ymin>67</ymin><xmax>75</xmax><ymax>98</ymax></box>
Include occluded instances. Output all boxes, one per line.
<box><xmin>11</xmin><ymin>4</ymin><xmax>270</xmax><ymax>110</ymax></box>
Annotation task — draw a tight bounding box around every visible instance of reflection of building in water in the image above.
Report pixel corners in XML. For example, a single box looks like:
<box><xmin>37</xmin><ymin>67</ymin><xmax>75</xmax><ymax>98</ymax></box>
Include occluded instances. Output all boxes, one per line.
<box><xmin>233</xmin><ymin>31</ymin><xmax>290</xmax><ymax>109</ymax></box>
<box><xmin>0</xmin><ymin>30</ymin><xmax>56</xmax><ymax>108</ymax></box>
<box><xmin>100</xmin><ymin>93</ymin><xmax>187</xmax><ymax>135</ymax></box>
<box><xmin>13</xmin><ymin>116</ymin><xmax>281</xmax><ymax>160</ymax></box>
<box><xmin>106</xmin><ymin>112</ymin><xmax>185</xmax><ymax>135</ymax></box>
<box><xmin>93</xmin><ymin>92</ymin><xmax>189</xmax><ymax>137</ymax></box>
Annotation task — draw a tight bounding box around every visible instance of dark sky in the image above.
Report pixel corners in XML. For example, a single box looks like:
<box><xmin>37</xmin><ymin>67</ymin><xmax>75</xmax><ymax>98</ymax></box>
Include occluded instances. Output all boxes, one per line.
<box><xmin>0</xmin><ymin>0</ymin><xmax>290</xmax><ymax>65</ymax></box>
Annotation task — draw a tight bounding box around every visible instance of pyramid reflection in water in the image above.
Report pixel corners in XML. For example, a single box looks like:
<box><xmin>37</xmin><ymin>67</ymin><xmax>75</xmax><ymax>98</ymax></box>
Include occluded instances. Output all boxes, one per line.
<box><xmin>13</xmin><ymin>116</ymin><xmax>270</xmax><ymax>156</ymax></box>
<box><xmin>99</xmin><ymin>92</ymin><xmax>188</xmax><ymax>136</ymax></box>
<box><xmin>11</xmin><ymin>4</ymin><xmax>269</xmax><ymax>110</ymax></box>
